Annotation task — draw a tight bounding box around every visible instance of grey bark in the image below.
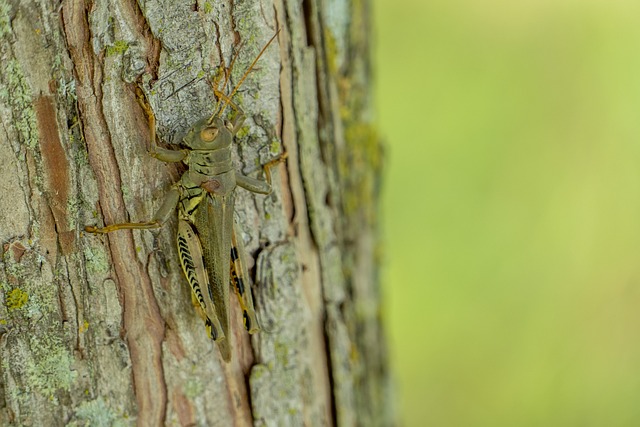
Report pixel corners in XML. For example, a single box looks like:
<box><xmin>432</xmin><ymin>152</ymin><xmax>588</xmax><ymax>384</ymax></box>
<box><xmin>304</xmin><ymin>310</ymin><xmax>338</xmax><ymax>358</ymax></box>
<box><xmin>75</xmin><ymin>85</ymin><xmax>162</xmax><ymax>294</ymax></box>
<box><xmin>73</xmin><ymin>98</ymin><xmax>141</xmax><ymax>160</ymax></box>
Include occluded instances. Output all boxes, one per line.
<box><xmin>0</xmin><ymin>0</ymin><xmax>391</xmax><ymax>426</ymax></box>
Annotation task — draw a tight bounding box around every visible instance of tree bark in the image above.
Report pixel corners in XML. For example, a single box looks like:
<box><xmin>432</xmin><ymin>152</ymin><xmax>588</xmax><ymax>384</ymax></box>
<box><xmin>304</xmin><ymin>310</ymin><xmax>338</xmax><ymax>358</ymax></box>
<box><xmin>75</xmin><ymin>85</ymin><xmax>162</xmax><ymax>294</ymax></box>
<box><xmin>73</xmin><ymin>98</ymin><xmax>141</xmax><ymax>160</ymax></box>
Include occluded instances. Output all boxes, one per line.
<box><xmin>0</xmin><ymin>0</ymin><xmax>390</xmax><ymax>426</ymax></box>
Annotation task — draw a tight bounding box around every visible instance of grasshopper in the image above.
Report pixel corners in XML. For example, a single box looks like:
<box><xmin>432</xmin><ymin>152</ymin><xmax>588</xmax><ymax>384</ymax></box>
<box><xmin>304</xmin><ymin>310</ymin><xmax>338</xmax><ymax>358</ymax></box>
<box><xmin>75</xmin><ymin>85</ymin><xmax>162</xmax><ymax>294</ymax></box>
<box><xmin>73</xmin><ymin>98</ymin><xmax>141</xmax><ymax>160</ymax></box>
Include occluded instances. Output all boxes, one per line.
<box><xmin>85</xmin><ymin>31</ymin><xmax>283</xmax><ymax>361</ymax></box>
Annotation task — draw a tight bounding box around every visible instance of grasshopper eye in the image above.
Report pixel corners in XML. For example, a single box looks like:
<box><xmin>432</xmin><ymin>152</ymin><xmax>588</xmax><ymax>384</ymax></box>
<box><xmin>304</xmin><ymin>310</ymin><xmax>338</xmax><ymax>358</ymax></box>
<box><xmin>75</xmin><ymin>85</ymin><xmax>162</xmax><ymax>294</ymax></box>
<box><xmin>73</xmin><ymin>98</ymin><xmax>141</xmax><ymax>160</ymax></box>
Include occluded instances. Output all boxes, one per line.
<box><xmin>200</xmin><ymin>127</ymin><xmax>219</xmax><ymax>142</ymax></box>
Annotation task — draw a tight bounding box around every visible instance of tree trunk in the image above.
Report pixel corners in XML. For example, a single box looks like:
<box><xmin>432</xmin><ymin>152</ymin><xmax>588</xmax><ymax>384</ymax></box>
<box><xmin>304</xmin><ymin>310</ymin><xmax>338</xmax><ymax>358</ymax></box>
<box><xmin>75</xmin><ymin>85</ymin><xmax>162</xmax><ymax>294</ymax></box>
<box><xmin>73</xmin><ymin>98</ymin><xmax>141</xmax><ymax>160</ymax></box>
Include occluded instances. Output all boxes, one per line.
<box><xmin>0</xmin><ymin>0</ymin><xmax>390</xmax><ymax>425</ymax></box>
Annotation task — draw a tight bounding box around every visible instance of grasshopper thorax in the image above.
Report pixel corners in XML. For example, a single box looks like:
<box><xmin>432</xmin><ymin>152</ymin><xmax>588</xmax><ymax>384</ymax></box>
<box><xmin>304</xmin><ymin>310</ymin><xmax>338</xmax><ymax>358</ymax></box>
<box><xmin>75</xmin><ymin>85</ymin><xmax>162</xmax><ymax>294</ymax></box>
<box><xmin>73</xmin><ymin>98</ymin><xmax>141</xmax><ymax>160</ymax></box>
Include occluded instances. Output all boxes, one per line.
<box><xmin>182</xmin><ymin>116</ymin><xmax>232</xmax><ymax>151</ymax></box>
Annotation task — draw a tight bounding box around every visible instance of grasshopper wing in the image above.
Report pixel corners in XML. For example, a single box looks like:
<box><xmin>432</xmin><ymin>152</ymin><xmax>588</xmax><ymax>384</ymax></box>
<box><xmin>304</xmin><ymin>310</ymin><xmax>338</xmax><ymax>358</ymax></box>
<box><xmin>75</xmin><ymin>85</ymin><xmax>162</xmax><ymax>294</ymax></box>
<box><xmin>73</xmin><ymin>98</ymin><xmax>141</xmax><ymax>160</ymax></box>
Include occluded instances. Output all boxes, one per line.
<box><xmin>194</xmin><ymin>193</ymin><xmax>235</xmax><ymax>361</ymax></box>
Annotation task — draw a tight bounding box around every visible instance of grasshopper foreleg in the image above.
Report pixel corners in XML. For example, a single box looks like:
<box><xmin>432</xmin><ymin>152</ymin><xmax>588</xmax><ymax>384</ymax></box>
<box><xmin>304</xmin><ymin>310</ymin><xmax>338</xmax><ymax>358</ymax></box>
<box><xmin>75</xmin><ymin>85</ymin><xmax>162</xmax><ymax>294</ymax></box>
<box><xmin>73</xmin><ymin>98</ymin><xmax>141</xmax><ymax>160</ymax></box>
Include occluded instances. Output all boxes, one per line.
<box><xmin>137</xmin><ymin>87</ymin><xmax>188</xmax><ymax>163</ymax></box>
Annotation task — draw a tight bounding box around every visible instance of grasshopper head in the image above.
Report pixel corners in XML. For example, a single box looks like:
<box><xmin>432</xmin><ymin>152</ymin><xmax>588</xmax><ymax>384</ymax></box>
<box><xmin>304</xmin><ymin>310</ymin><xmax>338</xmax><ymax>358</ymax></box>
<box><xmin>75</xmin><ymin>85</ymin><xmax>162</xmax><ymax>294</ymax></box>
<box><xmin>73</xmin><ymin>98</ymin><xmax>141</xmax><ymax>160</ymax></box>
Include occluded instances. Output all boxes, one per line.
<box><xmin>182</xmin><ymin>116</ymin><xmax>232</xmax><ymax>150</ymax></box>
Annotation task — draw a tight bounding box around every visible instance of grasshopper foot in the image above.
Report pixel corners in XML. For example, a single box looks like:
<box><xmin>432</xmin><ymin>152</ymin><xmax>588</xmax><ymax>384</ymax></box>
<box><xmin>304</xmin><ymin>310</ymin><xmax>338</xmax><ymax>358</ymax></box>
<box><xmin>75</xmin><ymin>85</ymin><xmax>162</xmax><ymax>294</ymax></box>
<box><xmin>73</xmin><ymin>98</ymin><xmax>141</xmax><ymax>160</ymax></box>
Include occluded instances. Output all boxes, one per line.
<box><xmin>84</xmin><ymin>225</ymin><xmax>103</xmax><ymax>234</ymax></box>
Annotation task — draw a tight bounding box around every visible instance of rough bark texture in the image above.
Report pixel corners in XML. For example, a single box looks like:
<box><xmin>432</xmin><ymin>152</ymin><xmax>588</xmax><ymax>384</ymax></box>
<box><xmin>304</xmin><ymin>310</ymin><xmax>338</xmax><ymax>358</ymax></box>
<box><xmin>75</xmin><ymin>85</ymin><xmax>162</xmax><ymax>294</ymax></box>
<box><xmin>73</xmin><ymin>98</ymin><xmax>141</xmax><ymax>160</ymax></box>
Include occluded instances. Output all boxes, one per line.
<box><xmin>0</xmin><ymin>0</ymin><xmax>390</xmax><ymax>426</ymax></box>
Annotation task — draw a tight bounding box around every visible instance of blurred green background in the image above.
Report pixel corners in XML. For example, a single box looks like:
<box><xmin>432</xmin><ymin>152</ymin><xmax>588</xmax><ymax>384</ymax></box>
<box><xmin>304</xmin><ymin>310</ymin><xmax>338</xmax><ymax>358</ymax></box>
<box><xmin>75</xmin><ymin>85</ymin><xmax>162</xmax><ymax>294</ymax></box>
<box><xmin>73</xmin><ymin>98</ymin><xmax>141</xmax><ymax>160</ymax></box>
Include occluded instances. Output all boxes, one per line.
<box><xmin>374</xmin><ymin>0</ymin><xmax>640</xmax><ymax>425</ymax></box>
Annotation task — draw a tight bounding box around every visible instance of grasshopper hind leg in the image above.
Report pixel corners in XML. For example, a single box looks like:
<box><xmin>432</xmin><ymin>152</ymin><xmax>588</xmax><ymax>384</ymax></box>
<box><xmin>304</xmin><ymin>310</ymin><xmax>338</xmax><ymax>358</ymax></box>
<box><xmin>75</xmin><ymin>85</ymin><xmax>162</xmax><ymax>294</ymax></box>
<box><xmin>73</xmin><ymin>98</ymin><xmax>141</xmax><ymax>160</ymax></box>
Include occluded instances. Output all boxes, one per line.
<box><xmin>85</xmin><ymin>187</ymin><xmax>180</xmax><ymax>234</ymax></box>
<box><xmin>230</xmin><ymin>222</ymin><xmax>260</xmax><ymax>334</ymax></box>
<box><xmin>189</xmin><ymin>292</ymin><xmax>222</xmax><ymax>341</ymax></box>
<box><xmin>177</xmin><ymin>219</ymin><xmax>227</xmax><ymax>343</ymax></box>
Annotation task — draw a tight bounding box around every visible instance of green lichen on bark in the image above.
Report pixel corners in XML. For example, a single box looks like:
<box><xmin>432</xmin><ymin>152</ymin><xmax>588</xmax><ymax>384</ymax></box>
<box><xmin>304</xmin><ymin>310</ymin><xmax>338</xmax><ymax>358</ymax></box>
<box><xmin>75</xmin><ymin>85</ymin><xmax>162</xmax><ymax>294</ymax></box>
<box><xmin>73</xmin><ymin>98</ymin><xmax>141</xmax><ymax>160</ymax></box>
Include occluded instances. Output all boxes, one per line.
<box><xmin>82</xmin><ymin>244</ymin><xmax>111</xmax><ymax>276</ymax></box>
<box><xmin>340</xmin><ymin>114</ymin><xmax>381</xmax><ymax>224</ymax></box>
<box><xmin>0</xmin><ymin>1</ymin><xmax>11</xmax><ymax>39</ymax></box>
<box><xmin>0</xmin><ymin>60</ymin><xmax>39</xmax><ymax>150</ymax></box>
<box><xmin>23</xmin><ymin>334</ymin><xmax>76</xmax><ymax>398</ymax></box>
<box><xmin>69</xmin><ymin>397</ymin><xmax>131</xmax><ymax>427</ymax></box>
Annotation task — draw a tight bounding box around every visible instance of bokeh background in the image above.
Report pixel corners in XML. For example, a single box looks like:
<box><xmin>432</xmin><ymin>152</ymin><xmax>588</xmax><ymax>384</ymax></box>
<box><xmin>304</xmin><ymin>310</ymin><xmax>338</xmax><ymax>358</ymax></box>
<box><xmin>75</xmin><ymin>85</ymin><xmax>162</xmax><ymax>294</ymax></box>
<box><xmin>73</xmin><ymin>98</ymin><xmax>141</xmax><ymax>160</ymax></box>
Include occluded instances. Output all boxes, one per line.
<box><xmin>374</xmin><ymin>0</ymin><xmax>640</xmax><ymax>425</ymax></box>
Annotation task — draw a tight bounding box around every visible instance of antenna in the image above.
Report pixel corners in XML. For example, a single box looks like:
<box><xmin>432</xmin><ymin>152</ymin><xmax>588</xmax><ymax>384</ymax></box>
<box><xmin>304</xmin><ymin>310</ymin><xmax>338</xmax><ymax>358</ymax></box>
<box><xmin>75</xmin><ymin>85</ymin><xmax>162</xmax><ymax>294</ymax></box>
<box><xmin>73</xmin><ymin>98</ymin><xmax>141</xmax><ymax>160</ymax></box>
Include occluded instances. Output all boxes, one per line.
<box><xmin>212</xmin><ymin>41</ymin><xmax>245</xmax><ymax>116</ymax></box>
<box><xmin>217</xmin><ymin>28</ymin><xmax>281</xmax><ymax>117</ymax></box>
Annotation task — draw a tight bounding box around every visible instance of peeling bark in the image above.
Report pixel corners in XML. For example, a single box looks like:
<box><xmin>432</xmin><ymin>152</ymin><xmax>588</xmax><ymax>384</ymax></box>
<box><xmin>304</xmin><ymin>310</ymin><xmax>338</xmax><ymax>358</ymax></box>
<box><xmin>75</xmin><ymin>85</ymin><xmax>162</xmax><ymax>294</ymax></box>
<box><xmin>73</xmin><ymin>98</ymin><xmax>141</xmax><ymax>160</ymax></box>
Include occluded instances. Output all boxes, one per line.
<box><xmin>0</xmin><ymin>0</ymin><xmax>391</xmax><ymax>426</ymax></box>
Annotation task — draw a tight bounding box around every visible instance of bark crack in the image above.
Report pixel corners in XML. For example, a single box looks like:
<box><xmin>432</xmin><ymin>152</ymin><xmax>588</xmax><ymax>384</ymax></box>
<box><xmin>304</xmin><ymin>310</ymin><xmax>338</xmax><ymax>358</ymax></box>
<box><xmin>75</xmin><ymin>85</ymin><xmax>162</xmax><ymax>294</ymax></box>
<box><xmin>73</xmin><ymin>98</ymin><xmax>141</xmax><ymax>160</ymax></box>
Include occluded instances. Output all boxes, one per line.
<box><xmin>61</xmin><ymin>1</ymin><xmax>168</xmax><ymax>424</ymax></box>
<box><xmin>130</xmin><ymin>0</ymin><xmax>162</xmax><ymax>80</ymax></box>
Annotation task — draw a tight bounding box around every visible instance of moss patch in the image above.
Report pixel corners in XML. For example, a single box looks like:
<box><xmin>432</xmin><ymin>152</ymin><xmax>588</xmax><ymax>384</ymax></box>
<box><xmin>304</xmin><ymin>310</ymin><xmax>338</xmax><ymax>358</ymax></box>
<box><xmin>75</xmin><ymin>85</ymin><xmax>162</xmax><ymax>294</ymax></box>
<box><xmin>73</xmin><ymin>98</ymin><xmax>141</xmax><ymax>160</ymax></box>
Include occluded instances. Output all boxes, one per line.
<box><xmin>5</xmin><ymin>288</ymin><xmax>28</xmax><ymax>311</ymax></box>
<box><xmin>106</xmin><ymin>40</ymin><xmax>129</xmax><ymax>56</ymax></box>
